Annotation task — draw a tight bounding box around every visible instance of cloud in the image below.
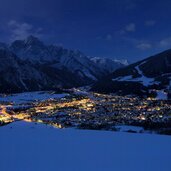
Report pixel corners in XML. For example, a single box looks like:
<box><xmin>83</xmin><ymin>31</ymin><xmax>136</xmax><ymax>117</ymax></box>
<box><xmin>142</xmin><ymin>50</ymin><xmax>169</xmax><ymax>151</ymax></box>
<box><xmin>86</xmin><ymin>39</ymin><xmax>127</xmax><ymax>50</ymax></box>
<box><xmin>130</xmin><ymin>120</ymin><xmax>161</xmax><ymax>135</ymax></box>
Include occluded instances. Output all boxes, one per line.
<box><xmin>159</xmin><ymin>37</ymin><xmax>171</xmax><ymax>48</ymax></box>
<box><xmin>119</xmin><ymin>23</ymin><xmax>136</xmax><ymax>34</ymax></box>
<box><xmin>106</xmin><ymin>34</ymin><xmax>112</xmax><ymax>41</ymax></box>
<box><xmin>136</xmin><ymin>37</ymin><xmax>171</xmax><ymax>51</ymax></box>
<box><xmin>96</xmin><ymin>34</ymin><xmax>113</xmax><ymax>41</ymax></box>
<box><xmin>136</xmin><ymin>43</ymin><xmax>152</xmax><ymax>50</ymax></box>
<box><xmin>120</xmin><ymin>34</ymin><xmax>153</xmax><ymax>51</ymax></box>
<box><xmin>125</xmin><ymin>23</ymin><xmax>136</xmax><ymax>32</ymax></box>
<box><xmin>118</xmin><ymin>0</ymin><xmax>138</xmax><ymax>10</ymax></box>
<box><xmin>125</xmin><ymin>3</ymin><xmax>137</xmax><ymax>10</ymax></box>
<box><xmin>125</xmin><ymin>0</ymin><xmax>137</xmax><ymax>10</ymax></box>
<box><xmin>7</xmin><ymin>20</ymin><xmax>43</xmax><ymax>41</ymax></box>
<box><xmin>145</xmin><ymin>20</ymin><xmax>156</xmax><ymax>26</ymax></box>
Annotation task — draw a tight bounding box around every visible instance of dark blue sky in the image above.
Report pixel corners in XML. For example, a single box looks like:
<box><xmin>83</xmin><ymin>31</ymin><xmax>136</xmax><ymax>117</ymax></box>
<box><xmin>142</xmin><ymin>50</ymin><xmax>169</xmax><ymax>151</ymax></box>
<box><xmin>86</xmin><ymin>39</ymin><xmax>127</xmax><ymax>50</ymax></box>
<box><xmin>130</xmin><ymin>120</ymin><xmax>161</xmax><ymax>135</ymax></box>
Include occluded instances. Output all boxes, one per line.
<box><xmin>0</xmin><ymin>0</ymin><xmax>171</xmax><ymax>62</ymax></box>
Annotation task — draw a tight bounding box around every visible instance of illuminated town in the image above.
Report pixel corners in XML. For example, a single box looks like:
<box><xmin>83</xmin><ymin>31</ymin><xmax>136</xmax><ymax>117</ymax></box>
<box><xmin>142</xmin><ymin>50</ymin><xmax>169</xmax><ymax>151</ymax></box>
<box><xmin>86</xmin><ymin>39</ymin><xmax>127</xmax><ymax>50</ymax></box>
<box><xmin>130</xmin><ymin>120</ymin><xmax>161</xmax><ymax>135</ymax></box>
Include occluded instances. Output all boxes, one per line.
<box><xmin>0</xmin><ymin>89</ymin><xmax>171</xmax><ymax>135</ymax></box>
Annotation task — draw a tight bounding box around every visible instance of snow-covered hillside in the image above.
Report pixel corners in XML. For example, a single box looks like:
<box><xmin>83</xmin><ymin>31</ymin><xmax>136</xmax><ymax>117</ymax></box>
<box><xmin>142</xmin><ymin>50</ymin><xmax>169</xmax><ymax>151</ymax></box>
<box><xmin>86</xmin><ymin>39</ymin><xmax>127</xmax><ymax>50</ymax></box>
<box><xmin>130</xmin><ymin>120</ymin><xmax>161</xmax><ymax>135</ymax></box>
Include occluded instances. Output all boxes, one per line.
<box><xmin>112</xmin><ymin>61</ymin><xmax>160</xmax><ymax>86</ymax></box>
<box><xmin>92</xmin><ymin>49</ymin><xmax>171</xmax><ymax>97</ymax></box>
<box><xmin>1</xmin><ymin>121</ymin><xmax>171</xmax><ymax>171</ymax></box>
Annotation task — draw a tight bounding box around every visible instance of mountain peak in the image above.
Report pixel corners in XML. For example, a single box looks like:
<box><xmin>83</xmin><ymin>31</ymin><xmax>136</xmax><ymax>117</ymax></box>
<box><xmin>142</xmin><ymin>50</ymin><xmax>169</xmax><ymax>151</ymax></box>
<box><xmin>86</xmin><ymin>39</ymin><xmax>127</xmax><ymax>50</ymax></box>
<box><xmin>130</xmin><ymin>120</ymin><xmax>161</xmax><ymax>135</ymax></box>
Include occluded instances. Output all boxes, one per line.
<box><xmin>24</xmin><ymin>35</ymin><xmax>43</xmax><ymax>46</ymax></box>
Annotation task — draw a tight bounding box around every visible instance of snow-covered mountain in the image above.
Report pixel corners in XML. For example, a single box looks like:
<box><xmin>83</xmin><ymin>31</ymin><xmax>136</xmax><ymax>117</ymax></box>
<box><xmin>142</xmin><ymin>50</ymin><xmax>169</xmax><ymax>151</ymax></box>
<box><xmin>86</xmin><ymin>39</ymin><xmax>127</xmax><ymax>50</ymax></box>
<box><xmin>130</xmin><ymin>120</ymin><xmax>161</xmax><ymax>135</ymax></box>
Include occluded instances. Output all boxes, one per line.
<box><xmin>90</xmin><ymin>57</ymin><xmax>127</xmax><ymax>73</ymax></box>
<box><xmin>10</xmin><ymin>36</ymin><xmax>126</xmax><ymax>80</ymax></box>
<box><xmin>0</xmin><ymin>36</ymin><xmax>125</xmax><ymax>93</ymax></box>
<box><xmin>92</xmin><ymin>49</ymin><xmax>171</xmax><ymax>97</ymax></box>
<box><xmin>10</xmin><ymin>36</ymin><xmax>54</xmax><ymax>62</ymax></box>
<box><xmin>0</xmin><ymin>49</ymin><xmax>44</xmax><ymax>92</ymax></box>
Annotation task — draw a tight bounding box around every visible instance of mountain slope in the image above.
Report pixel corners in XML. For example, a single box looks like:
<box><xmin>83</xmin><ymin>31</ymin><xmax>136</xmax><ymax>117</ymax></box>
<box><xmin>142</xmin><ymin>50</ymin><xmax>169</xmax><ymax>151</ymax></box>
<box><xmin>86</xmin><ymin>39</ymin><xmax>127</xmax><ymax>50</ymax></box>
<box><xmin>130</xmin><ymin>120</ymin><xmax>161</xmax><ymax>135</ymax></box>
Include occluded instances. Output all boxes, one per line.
<box><xmin>0</xmin><ymin>49</ymin><xmax>91</xmax><ymax>93</ymax></box>
<box><xmin>90</xmin><ymin>57</ymin><xmax>127</xmax><ymax>74</ymax></box>
<box><xmin>92</xmin><ymin>49</ymin><xmax>171</xmax><ymax>97</ymax></box>
<box><xmin>0</xmin><ymin>49</ymin><xmax>45</xmax><ymax>93</ymax></box>
<box><xmin>10</xmin><ymin>36</ymin><xmax>125</xmax><ymax>81</ymax></box>
<box><xmin>0</xmin><ymin>36</ymin><xmax>125</xmax><ymax>93</ymax></box>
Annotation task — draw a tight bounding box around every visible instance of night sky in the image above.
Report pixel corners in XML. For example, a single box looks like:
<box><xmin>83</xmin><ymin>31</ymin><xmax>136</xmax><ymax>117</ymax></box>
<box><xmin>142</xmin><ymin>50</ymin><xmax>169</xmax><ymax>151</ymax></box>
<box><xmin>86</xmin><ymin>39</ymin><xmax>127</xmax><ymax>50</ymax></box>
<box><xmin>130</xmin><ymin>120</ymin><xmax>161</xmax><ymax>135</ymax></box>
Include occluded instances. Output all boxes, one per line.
<box><xmin>0</xmin><ymin>0</ymin><xmax>171</xmax><ymax>62</ymax></box>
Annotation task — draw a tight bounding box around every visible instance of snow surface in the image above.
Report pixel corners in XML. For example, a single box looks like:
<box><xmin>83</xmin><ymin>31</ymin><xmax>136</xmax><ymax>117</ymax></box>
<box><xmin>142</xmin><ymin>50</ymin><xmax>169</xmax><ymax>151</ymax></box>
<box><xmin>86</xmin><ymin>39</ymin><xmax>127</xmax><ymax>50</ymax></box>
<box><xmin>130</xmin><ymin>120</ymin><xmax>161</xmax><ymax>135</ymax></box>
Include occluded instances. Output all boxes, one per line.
<box><xmin>115</xmin><ymin>125</ymin><xmax>144</xmax><ymax>132</ymax></box>
<box><xmin>0</xmin><ymin>121</ymin><xmax>171</xmax><ymax>171</ymax></box>
<box><xmin>156</xmin><ymin>90</ymin><xmax>168</xmax><ymax>100</ymax></box>
<box><xmin>112</xmin><ymin>74</ymin><xmax>157</xmax><ymax>86</ymax></box>
<box><xmin>0</xmin><ymin>91</ymin><xmax>67</xmax><ymax>104</ymax></box>
<box><xmin>112</xmin><ymin>62</ymin><xmax>160</xmax><ymax>87</ymax></box>
<box><xmin>134</xmin><ymin>65</ymin><xmax>155</xmax><ymax>86</ymax></box>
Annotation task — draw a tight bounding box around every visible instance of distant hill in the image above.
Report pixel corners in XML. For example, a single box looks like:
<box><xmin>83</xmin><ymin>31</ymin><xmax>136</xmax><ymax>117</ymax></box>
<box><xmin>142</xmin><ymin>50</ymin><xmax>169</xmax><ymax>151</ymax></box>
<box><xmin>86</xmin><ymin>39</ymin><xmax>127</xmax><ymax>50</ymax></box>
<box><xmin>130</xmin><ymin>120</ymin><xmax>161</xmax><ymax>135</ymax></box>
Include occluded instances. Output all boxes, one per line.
<box><xmin>92</xmin><ymin>49</ymin><xmax>171</xmax><ymax>97</ymax></box>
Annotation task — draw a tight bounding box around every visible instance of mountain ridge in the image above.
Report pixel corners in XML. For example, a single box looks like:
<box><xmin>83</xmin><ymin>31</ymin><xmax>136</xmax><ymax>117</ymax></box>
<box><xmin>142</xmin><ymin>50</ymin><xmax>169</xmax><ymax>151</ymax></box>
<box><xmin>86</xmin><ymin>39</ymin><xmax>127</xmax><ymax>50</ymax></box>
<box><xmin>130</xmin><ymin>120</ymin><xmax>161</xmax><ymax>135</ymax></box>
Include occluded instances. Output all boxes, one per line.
<box><xmin>0</xmin><ymin>36</ymin><xmax>126</xmax><ymax>93</ymax></box>
<box><xmin>92</xmin><ymin>49</ymin><xmax>171</xmax><ymax>97</ymax></box>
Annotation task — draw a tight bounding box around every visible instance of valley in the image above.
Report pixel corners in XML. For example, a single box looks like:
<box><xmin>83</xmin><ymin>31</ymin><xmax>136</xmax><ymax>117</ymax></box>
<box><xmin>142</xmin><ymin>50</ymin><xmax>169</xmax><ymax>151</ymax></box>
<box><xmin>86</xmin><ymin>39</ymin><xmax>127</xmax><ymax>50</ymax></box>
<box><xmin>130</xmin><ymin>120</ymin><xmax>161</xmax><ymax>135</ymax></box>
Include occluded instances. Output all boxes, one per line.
<box><xmin>1</xmin><ymin>89</ymin><xmax>171</xmax><ymax>135</ymax></box>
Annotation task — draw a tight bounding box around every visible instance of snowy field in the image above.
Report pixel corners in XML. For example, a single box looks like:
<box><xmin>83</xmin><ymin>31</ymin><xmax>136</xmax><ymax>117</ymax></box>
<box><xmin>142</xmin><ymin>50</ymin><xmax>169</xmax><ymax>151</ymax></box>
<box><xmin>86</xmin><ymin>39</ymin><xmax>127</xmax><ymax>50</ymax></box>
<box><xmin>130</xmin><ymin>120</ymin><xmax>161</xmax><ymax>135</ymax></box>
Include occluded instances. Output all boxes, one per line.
<box><xmin>0</xmin><ymin>91</ymin><xmax>67</xmax><ymax>104</ymax></box>
<box><xmin>0</xmin><ymin>121</ymin><xmax>171</xmax><ymax>171</ymax></box>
